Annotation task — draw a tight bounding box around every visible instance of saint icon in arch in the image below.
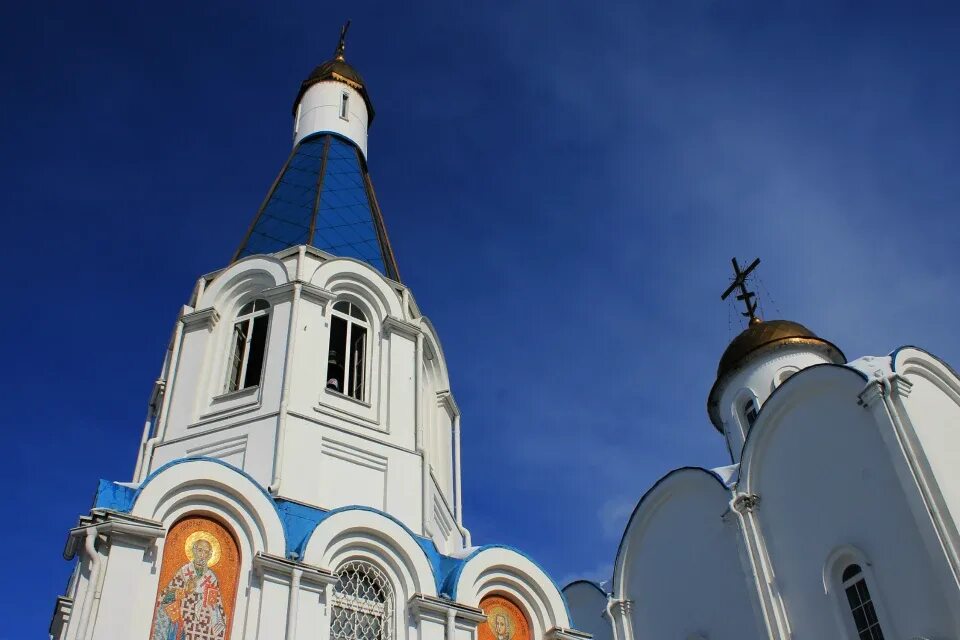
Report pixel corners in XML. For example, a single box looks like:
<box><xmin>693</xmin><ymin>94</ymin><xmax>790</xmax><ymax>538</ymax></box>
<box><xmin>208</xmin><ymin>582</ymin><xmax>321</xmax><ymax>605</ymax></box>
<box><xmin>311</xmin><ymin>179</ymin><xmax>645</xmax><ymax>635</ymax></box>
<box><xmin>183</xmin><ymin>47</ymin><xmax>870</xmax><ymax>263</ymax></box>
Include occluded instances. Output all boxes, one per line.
<box><xmin>150</xmin><ymin>516</ymin><xmax>240</xmax><ymax>640</ymax></box>
<box><xmin>479</xmin><ymin>595</ymin><xmax>530</xmax><ymax>640</ymax></box>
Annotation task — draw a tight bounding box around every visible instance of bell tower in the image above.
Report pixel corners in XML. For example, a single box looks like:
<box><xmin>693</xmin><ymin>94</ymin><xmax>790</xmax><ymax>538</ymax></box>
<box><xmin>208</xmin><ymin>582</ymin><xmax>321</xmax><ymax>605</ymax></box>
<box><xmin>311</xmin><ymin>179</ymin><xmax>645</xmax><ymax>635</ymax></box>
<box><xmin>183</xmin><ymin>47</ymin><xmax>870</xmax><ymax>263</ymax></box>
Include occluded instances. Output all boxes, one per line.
<box><xmin>129</xmin><ymin>25</ymin><xmax>464</xmax><ymax>554</ymax></box>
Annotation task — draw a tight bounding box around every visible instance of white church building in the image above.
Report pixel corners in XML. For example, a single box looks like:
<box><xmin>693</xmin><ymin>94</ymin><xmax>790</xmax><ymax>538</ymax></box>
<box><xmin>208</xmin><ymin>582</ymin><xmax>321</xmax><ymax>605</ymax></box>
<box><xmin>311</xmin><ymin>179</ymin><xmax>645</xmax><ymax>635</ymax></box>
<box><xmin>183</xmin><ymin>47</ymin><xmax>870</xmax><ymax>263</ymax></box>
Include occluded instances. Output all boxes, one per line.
<box><xmin>49</xmin><ymin>27</ymin><xmax>586</xmax><ymax>640</ymax></box>
<box><xmin>563</xmin><ymin>266</ymin><xmax>960</xmax><ymax>639</ymax></box>
<box><xmin>48</xmin><ymin>24</ymin><xmax>960</xmax><ymax>640</ymax></box>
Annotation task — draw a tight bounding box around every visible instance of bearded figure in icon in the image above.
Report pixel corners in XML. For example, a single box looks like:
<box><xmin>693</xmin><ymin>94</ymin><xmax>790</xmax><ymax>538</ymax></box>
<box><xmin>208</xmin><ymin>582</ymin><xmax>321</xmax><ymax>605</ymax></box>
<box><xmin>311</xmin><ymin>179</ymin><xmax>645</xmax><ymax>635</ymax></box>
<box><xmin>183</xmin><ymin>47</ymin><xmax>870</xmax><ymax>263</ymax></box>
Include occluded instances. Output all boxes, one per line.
<box><xmin>152</xmin><ymin>533</ymin><xmax>228</xmax><ymax>640</ymax></box>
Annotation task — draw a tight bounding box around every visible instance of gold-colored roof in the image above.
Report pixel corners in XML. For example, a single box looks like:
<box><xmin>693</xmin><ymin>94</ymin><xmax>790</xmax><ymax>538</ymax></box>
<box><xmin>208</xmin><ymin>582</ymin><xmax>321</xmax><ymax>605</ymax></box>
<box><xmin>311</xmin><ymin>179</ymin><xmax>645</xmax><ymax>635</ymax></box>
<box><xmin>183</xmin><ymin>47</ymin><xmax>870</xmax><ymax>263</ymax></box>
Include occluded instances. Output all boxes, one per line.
<box><xmin>717</xmin><ymin>319</ymin><xmax>842</xmax><ymax>379</ymax></box>
<box><xmin>293</xmin><ymin>57</ymin><xmax>376</xmax><ymax>122</ymax></box>
<box><xmin>707</xmin><ymin>319</ymin><xmax>845</xmax><ymax>432</ymax></box>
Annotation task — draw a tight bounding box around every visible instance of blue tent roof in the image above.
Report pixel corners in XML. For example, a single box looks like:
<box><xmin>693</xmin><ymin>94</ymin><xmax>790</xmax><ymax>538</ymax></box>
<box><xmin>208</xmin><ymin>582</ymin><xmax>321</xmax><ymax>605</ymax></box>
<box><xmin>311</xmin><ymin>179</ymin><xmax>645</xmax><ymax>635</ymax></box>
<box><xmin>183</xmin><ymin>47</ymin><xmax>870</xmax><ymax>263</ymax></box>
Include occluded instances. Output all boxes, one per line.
<box><xmin>234</xmin><ymin>132</ymin><xmax>400</xmax><ymax>281</ymax></box>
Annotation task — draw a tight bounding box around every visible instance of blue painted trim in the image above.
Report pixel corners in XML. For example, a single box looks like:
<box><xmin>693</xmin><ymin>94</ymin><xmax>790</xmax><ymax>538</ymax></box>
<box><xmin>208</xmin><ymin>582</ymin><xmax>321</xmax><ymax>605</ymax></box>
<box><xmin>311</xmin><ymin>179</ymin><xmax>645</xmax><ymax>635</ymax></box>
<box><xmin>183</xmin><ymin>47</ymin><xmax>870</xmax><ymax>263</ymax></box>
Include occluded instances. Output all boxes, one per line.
<box><xmin>294</xmin><ymin>503</ymin><xmax>449</xmax><ymax>594</ymax></box>
<box><xmin>889</xmin><ymin>345</ymin><xmax>960</xmax><ymax>382</ymax></box>
<box><xmin>93</xmin><ymin>479</ymin><xmax>136</xmax><ymax>512</ymax></box>
<box><xmin>444</xmin><ymin>544</ymin><xmax>573</xmax><ymax>622</ymax></box>
<box><xmin>611</xmin><ymin>467</ymin><xmax>728</xmax><ymax>591</ymax></box>
<box><xmin>298</xmin><ymin>130</ymin><xmax>366</xmax><ymax>166</ymax></box>
<box><xmin>561</xmin><ymin>579</ymin><xmax>609</xmax><ymax>596</ymax></box>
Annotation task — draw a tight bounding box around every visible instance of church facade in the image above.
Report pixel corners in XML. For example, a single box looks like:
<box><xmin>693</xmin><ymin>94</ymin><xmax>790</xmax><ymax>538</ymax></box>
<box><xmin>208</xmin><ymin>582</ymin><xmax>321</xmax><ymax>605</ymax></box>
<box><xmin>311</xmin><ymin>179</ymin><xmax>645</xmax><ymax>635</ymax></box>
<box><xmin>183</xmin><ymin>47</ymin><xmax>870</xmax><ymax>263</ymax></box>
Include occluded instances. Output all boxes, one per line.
<box><xmin>564</xmin><ymin>307</ymin><xmax>960</xmax><ymax>638</ymax></box>
<box><xmin>49</xmin><ymin>30</ymin><xmax>586</xmax><ymax>640</ymax></box>
<box><xmin>48</xmin><ymin>26</ymin><xmax>960</xmax><ymax>640</ymax></box>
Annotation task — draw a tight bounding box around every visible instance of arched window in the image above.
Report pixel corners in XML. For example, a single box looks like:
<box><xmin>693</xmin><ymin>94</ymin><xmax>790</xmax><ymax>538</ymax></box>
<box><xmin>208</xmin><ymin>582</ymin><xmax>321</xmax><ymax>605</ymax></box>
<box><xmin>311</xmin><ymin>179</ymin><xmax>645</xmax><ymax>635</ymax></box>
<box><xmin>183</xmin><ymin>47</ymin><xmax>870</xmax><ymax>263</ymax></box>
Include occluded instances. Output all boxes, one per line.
<box><xmin>327</xmin><ymin>300</ymin><xmax>369</xmax><ymax>401</ymax></box>
<box><xmin>226</xmin><ymin>299</ymin><xmax>270</xmax><ymax>392</ymax></box>
<box><xmin>742</xmin><ymin>397</ymin><xmax>759</xmax><ymax>428</ymax></box>
<box><xmin>330</xmin><ymin>560</ymin><xmax>394</xmax><ymax>640</ymax></box>
<box><xmin>841</xmin><ymin>564</ymin><xmax>886</xmax><ymax>640</ymax></box>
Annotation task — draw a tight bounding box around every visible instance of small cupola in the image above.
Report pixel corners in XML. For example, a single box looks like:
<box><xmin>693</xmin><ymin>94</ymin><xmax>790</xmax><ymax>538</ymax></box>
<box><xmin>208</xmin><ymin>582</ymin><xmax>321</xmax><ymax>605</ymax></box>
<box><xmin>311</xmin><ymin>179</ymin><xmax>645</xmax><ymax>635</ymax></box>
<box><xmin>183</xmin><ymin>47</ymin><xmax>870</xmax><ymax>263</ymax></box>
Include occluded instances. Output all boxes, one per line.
<box><xmin>291</xmin><ymin>21</ymin><xmax>374</xmax><ymax>156</ymax></box>
<box><xmin>707</xmin><ymin>259</ymin><xmax>845</xmax><ymax>460</ymax></box>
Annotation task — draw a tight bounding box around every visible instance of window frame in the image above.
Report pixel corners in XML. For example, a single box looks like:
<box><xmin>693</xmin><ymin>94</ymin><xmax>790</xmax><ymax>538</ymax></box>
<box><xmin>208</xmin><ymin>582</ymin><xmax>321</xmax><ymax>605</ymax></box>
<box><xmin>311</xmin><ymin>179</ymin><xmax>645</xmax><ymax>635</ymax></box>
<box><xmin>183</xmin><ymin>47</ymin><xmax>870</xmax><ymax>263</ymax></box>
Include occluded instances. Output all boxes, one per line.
<box><xmin>340</xmin><ymin>92</ymin><xmax>350</xmax><ymax>121</ymax></box>
<box><xmin>326</xmin><ymin>300</ymin><xmax>371</xmax><ymax>403</ymax></box>
<box><xmin>225</xmin><ymin>299</ymin><xmax>271</xmax><ymax>394</ymax></box>
<box><xmin>824</xmin><ymin>547</ymin><xmax>895</xmax><ymax>640</ymax></box>
<box><xmin>841</xmin><ymin>564</ymin><xmax>886</xmax><ymax>640</ymax></box>
<box><xmin>330</xmin><ymin>559</ymin><xmax>395</xmax><ymax>640</ymax></box>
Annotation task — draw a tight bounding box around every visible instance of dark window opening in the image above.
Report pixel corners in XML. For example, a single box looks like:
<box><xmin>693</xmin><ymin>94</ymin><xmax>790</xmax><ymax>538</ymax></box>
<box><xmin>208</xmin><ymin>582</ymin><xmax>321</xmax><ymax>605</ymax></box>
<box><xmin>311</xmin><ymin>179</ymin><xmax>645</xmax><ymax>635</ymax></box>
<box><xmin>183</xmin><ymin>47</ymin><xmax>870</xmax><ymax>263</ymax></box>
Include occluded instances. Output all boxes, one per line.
<box><xmin>226</xmin><ymin>299</ymin><xmax>270</xmax><ymax>393</ymax></box>
<box><xmin>842</xmin><ymin>564</ymin><xmax>885</xmax><ymax>640</ymax></box>
<box><xmin>340</xmin><ymin>93</ymin><xmax>350</xmax><ymax>119</ymax></box>
<box><xmin>744</xmin><ymin>398</ymin><xmax>759</xmax><ymax>427</ymax></box>
<box><xmin>327</xmin><ymin>315</ymin><xmax>347</xmax><ymax>393</ymax></box>
<box><xmin>327</xmin><ymin>301</ymin><xmax>368</xmax><ymax>401</ymax></box>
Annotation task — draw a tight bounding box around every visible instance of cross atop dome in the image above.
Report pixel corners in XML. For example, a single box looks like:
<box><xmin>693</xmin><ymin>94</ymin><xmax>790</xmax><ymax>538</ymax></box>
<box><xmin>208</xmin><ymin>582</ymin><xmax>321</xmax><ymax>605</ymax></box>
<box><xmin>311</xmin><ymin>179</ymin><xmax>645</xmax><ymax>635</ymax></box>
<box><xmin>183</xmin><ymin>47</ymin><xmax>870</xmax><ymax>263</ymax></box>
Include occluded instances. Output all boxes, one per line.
<box><xmin>721</xmin><ymin>257</ymin><xmax>761</xmax><ymax>325</ymax></box>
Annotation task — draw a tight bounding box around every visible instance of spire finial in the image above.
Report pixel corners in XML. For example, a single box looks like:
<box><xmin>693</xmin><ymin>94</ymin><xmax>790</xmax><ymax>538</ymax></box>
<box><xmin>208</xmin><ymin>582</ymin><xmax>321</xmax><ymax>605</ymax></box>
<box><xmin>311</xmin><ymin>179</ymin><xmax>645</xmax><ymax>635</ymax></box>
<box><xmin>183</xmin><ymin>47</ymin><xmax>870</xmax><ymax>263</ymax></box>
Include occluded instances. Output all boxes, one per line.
<box><xmin>335</xmin><ymin>20</ymin><xmax>351</xmax><ymax>61</ymax></box>
<box><xmin>721</xmin><ymin>257</ymin><xmax>762</xmax><ymax>325</ymax></box>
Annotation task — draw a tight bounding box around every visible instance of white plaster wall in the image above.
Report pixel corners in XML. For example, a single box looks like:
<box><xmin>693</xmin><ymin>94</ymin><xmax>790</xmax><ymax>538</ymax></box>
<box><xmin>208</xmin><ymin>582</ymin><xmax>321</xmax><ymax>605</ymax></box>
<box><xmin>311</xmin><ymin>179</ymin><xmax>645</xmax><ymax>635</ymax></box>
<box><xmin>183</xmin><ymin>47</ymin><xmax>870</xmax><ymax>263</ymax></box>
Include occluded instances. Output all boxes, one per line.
<box><xmin>895</xmin><ymin>350</ymin><xmax>960</xmax><ymax>550</ymax></box>
<box><xmin>563</xmin><ymin>582</ymin><xmax>612</xmax><ymax>640</ymax></box>
<box><xmin>718</xmin><ymin>348</ymin><xmax>834</xmax><ymax>462</ymax></box>
<box><xmin>617</xmin><ymin>472</ymin><xmax>763</xmax><ymax>640</ymax></box>
<box><xmin>149</xmin><ymin>414</ymin><xmax>278</xmax><ymax>486</ymax></box>
<box><xmin>89</xmin><ymin>538</ymin><xmax>156</xmax><ymax>639</ymax></box>
<box><xmin>746</xmin><ymin>370</ymin><xmax>956</xmax><ymax>639</ymax></box>
<box><xmin>280</xmin><ymin>414</ymin><xmax>424</xmax><ymax>527</ymax></box>
<box><xmin>295</xmin><ymin>81</ymin><xmax>369</xmax><ymax>157</ymax></box>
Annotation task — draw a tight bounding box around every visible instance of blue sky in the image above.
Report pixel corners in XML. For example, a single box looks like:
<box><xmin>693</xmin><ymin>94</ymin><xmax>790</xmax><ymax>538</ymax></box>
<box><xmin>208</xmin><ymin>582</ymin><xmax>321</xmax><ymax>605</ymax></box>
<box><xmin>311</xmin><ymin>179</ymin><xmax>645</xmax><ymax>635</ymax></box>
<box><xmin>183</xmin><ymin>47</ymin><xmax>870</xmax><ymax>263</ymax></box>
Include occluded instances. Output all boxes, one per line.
<box><xmin>4</xmin><ymin>1</ymin><xmax>960</xmax><ymax>634</ymax></box>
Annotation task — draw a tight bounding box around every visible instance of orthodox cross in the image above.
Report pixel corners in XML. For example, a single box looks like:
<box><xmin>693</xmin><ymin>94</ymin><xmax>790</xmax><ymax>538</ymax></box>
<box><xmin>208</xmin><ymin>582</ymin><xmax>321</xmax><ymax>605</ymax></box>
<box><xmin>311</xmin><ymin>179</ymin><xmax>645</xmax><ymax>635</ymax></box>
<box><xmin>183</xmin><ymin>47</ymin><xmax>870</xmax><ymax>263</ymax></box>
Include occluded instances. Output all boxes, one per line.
<box><xmin>721</xmin><ymin>257</ymin><xmax>761</xmax><ymax>324</ymax></box>
<box><xmin>335</xmin><ymin>20</ymin><xmax>351</xmax><ymax>60</ymax></box>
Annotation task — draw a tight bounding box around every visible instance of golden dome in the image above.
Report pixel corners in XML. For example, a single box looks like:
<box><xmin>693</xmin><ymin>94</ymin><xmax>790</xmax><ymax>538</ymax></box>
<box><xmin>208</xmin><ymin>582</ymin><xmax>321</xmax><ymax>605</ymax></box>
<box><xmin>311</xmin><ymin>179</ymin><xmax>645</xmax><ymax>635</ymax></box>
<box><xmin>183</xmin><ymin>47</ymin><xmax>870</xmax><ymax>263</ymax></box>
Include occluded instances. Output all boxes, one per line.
<box><xmin>716</xmin><ymin>319</ymin><xmax>843</xmax><ymax>380</ymax></box>
<box><xmin>707</xmin><ymin>319</ymin><xmax>845</xmax><ymax>432</ymax></box>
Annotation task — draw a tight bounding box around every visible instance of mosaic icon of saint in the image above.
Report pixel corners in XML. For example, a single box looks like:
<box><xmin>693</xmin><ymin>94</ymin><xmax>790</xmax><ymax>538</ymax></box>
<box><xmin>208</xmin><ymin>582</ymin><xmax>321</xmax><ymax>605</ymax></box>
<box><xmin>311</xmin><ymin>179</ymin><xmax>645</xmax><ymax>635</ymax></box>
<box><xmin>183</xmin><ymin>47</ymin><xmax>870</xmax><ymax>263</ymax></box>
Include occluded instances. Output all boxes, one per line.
<box><xmin>491</xmin><ymin>613</ymin><xmax>513</xmax><ymax>640</ymax></box>
<box><xmin>152</xmin><ymin>533</ymin><xmax>227</xmax><ymax>640</ymax></box>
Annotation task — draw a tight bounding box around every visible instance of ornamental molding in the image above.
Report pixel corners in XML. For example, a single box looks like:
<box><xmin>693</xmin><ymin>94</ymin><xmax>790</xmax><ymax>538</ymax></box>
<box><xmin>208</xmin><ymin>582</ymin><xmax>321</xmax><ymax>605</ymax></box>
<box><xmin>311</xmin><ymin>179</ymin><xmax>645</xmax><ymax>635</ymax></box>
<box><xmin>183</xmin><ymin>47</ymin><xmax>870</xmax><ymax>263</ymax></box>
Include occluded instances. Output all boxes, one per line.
<box><xmin>858</xmin><ymin>372</ymin><xmax>914</xmax><ymax>408</ymax></box>
<box><xmin>545</xmin><ymin>627</ymin><xmax>593</xmax><ymax>640</ymax></box>
<box><xmin>382</xmin><ymin>316</ymin><xmax>421</xmax><ymax>340</ymax></box>
<box><xmin>437</xmin><ymin>390</ymin><xmax>459</xmax><ymax>416</ymax></box>
<box><xmin>261</xmin><ymin>282</ymin><xmax>297</xmax><ymax>304</ymax></box>
<box><xmin>181</xmin><ymin>307</ymin><xmax>220</xmax><ymax>330</ymax></box>
<box><xmin>300</xmin><ymin>282</ymin><xmax>336</xmax><ymax>306</ymax></box>
<box><xmin>408</xmin><ymin>593</ymin><xmax>486</xmax><ymax>624</ymax></box>
<box><xmin>252</xmin><ymin>552</ymin><xmax>336</xmax><ymax>586</ymax></box>
<box><xmin>608</xmin><ymin>598</ymin><xmax>632</xmax><ymax>616</ymax></box>
<box><xmin>64</xmin><ymin>509</ymin><xmax>165</xmax><ymax>560</ymax></box>
<box><xmin>732</xmin><ymin>493</ymin><xmax>761</xmax><ymax>514</ymax></box>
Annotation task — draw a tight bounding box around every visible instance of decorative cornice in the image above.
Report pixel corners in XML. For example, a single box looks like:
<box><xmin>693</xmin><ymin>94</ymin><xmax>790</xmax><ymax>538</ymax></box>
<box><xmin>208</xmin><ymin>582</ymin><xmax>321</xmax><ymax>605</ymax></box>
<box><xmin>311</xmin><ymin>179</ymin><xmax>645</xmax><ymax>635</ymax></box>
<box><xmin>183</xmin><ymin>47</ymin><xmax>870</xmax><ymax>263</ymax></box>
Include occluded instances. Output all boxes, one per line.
<box><xmin>181</xmin><ymin>307</ymin><xmax>220</xmax><ymax>330</ymax></box>
<box><xmin>546</xmin><ymin>627</ymin><xmax>593</xmax><ymax>640</ymax></box>
<box><xmin>437</xmin><ymin>391</ymin><xmax>459</xmax><ymax>416</ymax></box>
<box><xmin>48</xmin><ymin>596</ymin><xmax>73</xmax><ymax>638</ymax></box>
<box><xmin>858</xmin><ymin>373</ymin><xmax>914</xmax><ymax>408</ymax></box>
<box><xmin>608</xmin><ymin>598</ymin><xmax>632</xmax><ymax>616</ymax></box>
<box><xmin>261</xmin><ymin>282</ymin><xmax>297</xmax><ymax>304</ymax></box>
<box><xmin>732</xmin><ymin>493</ymin><xmax>761</xmax><ymax>514</ymax></box>
<box><xmin>300</xmin><ymin>282</ymin><xmax>336</xmax><ymax>306</ymax></box>
<box><xmin>253</xmin><ymin>552</ymin><xmax>336</xmax><ymax>586</ymax></box>
<box><xmin>408</xmin><ymin>594</ymin><xmax>486</xmax><ymax>623</ymax></box>
<box><xmin>382</xmin><ymin>316</ymin><xmax>421</xmax><ymax>340</ymax></box>
<box><xmin>64</xmin><ymin>509</ymin><xmax>165</xmax><ymax>559</ymax></box>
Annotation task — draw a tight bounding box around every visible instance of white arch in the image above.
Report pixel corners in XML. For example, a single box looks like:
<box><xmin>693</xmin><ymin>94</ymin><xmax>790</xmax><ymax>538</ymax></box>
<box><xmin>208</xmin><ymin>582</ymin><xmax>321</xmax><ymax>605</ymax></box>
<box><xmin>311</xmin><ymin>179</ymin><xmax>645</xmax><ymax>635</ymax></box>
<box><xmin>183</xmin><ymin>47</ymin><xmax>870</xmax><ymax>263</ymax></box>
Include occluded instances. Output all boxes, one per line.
<box><xmin>131</xmin><ymin>459</ymin><xmax>286</xmax><ymax>556</ymax></box>
<box><xmin>454</xmin><ymin>547</ymin><xmax>571</xmax><ymax>634</ymax></box>
<box><xmin>420</xmin><ymin>317</ymin><xmax>451</xmax><ymax>388</ymax></box>
<box><xmin>309</xmin><ymin>258</ymin><xmax>403</xmax><ymax>321</ymax></box>
<box><xmin>302</xmin><ymin>508</ymin><xmax>438</xmax><ymax>598</ymax></box>
<box><xmin>129</xmin><ymin>459</ymin><xmax>287</xmax><ymax>640</ymax></box>
<box><xmin>738</xmin><ymin>364</ymin><xmax>866</xmax><ymax>494</ymax></box>
<box><xmin>198</xmin><ymin>254</ymin><xmax>290</xmax><ymax>311</ymax></box>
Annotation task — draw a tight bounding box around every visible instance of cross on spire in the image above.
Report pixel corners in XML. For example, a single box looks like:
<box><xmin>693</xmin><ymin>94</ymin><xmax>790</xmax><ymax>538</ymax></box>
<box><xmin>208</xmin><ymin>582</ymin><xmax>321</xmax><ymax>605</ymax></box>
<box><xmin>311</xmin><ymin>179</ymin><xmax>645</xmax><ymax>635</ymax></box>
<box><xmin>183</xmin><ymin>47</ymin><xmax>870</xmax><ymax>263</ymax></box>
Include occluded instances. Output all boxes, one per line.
<box><xmin>721</xmin><ymin>257</ymin><xmax>762</xmax><ymax>325</ymax></box>
<box><xmin>335</xmin><ymin>20</ymin><xmax>351</xmax><ymax>60</ymax></box>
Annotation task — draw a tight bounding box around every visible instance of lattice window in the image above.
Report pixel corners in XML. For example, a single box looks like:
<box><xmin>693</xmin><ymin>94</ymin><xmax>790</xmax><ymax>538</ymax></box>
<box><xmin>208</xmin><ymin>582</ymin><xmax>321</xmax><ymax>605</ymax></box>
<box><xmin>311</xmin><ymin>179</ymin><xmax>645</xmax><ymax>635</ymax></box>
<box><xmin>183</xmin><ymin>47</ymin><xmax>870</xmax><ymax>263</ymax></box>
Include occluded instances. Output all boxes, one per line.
<box><xmin>330</xmin><ymin>560</ymin><xmax>394</xmax><ymax>640</ymax></box>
